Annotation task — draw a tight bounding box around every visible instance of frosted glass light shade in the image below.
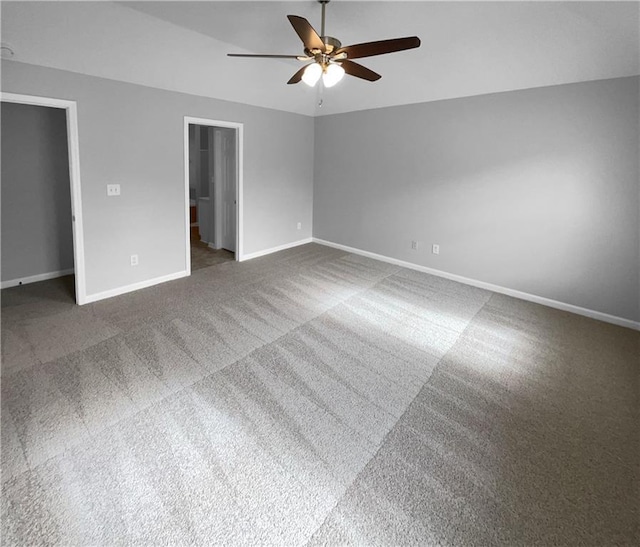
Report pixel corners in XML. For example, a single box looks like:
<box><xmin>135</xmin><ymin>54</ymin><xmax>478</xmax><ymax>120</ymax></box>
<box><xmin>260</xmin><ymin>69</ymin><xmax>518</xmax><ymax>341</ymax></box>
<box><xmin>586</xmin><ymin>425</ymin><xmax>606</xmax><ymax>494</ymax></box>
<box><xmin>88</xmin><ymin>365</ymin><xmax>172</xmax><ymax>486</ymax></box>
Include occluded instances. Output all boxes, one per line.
<box><xmin>302</xmin><ymin>63</ymin><xmax>322</xmax><ymax>86</ymax></box>
<box><xmin>323</xmin><ymin>63</ymin><xmax>345</xmax><ymax>88</ymax></box>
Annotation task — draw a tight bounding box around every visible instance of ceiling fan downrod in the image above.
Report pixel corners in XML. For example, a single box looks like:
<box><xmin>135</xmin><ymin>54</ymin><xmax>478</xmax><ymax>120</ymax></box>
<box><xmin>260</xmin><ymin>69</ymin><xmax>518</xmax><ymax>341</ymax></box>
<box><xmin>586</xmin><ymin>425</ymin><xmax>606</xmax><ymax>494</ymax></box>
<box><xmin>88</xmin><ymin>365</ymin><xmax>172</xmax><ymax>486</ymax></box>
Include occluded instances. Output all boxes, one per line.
<box><xmin>320</xmin><ymin>0</ymin><xmax>327</xmax><ymax>38</ymax></box>
<box><xmin>318</xmin><ymin>0</ymin><xmax>341</xmax><ymax>56</ymax></box>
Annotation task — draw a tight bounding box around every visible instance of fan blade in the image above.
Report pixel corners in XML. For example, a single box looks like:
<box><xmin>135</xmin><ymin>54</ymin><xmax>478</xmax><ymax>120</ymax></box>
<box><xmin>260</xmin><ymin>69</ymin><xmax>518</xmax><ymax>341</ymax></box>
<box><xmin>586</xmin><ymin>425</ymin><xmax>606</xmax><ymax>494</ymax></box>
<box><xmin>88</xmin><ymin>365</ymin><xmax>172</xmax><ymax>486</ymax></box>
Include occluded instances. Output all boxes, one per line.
<box><xmin>336</xmin><ymin>36</ymin><xmax>420</xmax><ymax>59</ymax></box>
<box><xmin>287</xmin><ymin>65</ymin><xmax>308</xmax><ymax>85</ymax></box>
<box><xmin>287</xmin><ymin>15</ymin><xmax>325</xmax><ymax>52</ymax></box>
<box><xmin>340</xmin><ymin>60</ymin><xmax>381</xmax><ymax>82</ymax></box>
<box><xmin>228</xmin><ymin>54</ymin><xmax>302</xmax><ymax>59</ymax></box>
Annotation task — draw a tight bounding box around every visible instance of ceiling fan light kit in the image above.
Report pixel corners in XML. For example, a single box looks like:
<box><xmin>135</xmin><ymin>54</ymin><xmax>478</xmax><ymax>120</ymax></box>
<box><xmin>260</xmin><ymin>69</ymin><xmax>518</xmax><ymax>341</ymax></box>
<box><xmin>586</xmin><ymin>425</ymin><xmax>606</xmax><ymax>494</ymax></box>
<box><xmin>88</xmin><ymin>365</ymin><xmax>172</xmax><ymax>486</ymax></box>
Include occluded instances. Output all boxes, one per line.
<box><xmin>321</xmin><ymin>63</ymin><xmax>345</xmax><ymax>88</ymax></box>
<box><xmin>228</xmin><ymin>0</ymin><xmax>421</xmax><ymax>88</ymax></box>
<box><xmin>302</xmin><ymin>61</ymin><xmax>344</xmax><ymax>88</ymax></box>
<box><xmin>301</xmin><ymin>62</ymin><xmax>322</xmax><ymax>86</ymax></box>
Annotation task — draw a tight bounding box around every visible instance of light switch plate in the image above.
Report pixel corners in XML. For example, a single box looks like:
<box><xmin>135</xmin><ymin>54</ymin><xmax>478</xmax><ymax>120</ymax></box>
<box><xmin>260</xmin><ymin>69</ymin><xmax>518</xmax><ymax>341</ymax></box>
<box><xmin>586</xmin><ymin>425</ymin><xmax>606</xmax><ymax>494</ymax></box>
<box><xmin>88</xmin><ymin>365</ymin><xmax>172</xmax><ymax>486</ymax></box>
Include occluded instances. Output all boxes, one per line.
<box><xmin>107</xmin><ymin>184</ymin><xmax>121</xmax><ymax>196</ymax></box>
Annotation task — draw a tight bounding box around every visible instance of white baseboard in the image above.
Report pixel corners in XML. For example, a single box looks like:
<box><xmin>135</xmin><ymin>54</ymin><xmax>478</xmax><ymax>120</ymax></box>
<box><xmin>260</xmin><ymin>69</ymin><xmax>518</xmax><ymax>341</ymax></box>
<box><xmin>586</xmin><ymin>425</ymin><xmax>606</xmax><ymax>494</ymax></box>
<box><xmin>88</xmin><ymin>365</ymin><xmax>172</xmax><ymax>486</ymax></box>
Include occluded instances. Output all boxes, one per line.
<box><xmin>83</xmin><ymin>270</ymin><xmax>189</xmax><ymax>304</ymax></box>
<box><xmin>197</xmin><ymin>240</ymin><xmax>223</xmax><ymax>252</ymax></box>
<box><xmin>240</xmin><ymin>237</ymin><xmax>313</xmax><ymax>261</ymax></box>
<box><xmin>1</xmin><ymin>268</ymin><xmax>74</xmax><ymax>289</ymax></box>
<box><xmin>312</xmin><ymin>238</ymin><xmax>640</xmax><ymax>331</ymax></box>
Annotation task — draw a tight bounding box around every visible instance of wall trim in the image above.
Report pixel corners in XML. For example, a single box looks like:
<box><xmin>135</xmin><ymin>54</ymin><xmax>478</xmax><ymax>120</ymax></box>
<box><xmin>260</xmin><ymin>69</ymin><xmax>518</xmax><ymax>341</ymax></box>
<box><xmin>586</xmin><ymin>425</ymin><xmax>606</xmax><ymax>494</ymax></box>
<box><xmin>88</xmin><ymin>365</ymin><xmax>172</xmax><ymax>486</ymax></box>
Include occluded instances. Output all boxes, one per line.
<box><xmin>1</xmin><ymin>92</ymin><xmax>87</xmax><ymax>305</ymax></box>
<box><xmin>241</xmin><ymin>238</ymin><xmax>313</xmax><ymax>261</ymax></box>
<box><xmin>83</xmin><ymin>270</ymin><xmax>188</xmax><ymax>304</ymax></box>
<box><xmin>1</xmin><ymin>269</ymin><xmax>75</xmax><ymax>289</ymax></box>
<box><xmin>312</xmin><ymin>238</ymin><xmax>640</xmax><ymax>331</ymax></box>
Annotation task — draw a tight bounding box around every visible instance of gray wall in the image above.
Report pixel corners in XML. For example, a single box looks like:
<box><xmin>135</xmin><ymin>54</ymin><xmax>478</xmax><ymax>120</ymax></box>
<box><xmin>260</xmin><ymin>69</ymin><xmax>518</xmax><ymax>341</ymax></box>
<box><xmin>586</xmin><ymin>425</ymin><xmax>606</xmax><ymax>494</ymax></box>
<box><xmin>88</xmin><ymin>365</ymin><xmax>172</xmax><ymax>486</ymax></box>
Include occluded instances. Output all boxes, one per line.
<box><xmin>2</xmin><ymin>61</ymin><xmax>314</xmax><ymax>297</ymax></box>
<box><xmin>1</xmin><ymin>102</ymin><xmax>74</xmax><ymax>282</ymax></box>
<box><xmin>314</xmin><ymin>77</ymin><xmax>640</xmax><ymax>322</ymax></box>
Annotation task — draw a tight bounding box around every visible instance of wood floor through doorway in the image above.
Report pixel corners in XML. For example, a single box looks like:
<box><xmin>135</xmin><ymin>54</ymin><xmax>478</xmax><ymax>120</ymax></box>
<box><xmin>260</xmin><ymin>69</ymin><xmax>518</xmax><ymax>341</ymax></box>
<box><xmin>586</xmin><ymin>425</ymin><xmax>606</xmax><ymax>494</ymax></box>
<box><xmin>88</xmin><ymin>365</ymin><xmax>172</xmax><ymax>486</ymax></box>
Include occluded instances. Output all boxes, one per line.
<box><xmin>190</xmin><ymin>240</ymin><xmax>234</xmax><ymax>271</ymax></box>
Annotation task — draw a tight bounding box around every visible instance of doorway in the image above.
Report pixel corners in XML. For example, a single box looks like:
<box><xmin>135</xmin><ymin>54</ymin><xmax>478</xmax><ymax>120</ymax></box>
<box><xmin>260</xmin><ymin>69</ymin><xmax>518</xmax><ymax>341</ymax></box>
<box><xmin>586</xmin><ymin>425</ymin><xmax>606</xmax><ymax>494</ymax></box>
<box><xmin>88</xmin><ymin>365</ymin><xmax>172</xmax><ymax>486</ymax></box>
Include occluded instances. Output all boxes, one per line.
<box><xmin>0</xmin><ymin>93</ymin><xmax>86</xmax><ymax>304</ymax></box>
<box><xmin>183</xmin><ymin>117</ymin><xmax>243</xmax><ymax>273</ymax></box>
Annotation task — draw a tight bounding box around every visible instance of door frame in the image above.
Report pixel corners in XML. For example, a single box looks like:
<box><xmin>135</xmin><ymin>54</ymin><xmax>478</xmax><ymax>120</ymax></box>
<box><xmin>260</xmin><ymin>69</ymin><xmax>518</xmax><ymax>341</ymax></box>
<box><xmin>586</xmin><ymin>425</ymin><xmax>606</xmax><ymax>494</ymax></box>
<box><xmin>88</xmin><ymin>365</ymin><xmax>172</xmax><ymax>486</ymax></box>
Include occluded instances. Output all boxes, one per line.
<box><xmin>1</xmin><ymin>92</ymin><xmax>87</xmax><ymax>305</ymax></box>
<box><xmin>183</xmin><ymin>116</ymin><xmax>244</xmax><ymax>271</ymax></box>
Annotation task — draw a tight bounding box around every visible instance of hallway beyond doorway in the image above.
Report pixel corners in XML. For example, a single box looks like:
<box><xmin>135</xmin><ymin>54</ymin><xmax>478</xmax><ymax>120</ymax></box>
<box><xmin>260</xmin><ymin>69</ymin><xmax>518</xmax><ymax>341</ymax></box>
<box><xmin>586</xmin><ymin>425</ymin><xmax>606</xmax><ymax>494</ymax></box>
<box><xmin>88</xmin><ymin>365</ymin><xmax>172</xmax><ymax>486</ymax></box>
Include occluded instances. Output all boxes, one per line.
<box><xmin>190</xmin><ymin>240</ymin><xmax>234</xmax><ymax>272</ymax></box>
<box><xmin>184</xmin><ymin>116</ymin><xmax>243</xmax><ymax>275</ymax></box>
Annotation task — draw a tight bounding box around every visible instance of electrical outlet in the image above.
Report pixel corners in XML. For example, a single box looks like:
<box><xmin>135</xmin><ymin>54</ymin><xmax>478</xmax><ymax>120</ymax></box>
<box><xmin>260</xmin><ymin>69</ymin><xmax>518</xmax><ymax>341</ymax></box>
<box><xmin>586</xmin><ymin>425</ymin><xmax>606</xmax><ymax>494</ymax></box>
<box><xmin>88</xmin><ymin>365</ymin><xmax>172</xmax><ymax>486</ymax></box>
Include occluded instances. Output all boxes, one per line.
<box><xmin>432</xmin><ymin>244</ymin><xmax>440</xmax><ymax>255</ymax></box>
<box><xmin>130</xmin><ymin>254</ymin><xmax>139</xmax><ymax>266</ymax></box>
<box><xmin>107</xmin><ymin>184</ymin><xmax>121</xmax><ymax>196</ymax></box>
<box><xmin>411</xmin><ymin>240</ymin><xmax>418</xmax><ymax>250</ymax></box>
<box><xmin>297</xmin><ymin>222</ymin><xmax>302</xmax><ymax>230</ymax></box>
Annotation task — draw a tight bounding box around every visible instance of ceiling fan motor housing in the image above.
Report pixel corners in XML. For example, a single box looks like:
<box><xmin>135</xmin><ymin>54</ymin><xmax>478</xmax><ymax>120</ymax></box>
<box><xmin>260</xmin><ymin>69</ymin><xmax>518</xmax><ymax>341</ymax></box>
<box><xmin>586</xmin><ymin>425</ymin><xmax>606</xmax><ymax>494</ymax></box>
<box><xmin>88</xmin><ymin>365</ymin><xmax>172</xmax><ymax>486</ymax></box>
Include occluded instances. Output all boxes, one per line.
<box><xmin>322</xmin><ymin>36</ymin><xmax>341</xmax><ymax>53</ymax></box>
<box><xmin>305</xmin><ymin>35</ymin><xmax>341</xmax><ymax>59</ymax></box>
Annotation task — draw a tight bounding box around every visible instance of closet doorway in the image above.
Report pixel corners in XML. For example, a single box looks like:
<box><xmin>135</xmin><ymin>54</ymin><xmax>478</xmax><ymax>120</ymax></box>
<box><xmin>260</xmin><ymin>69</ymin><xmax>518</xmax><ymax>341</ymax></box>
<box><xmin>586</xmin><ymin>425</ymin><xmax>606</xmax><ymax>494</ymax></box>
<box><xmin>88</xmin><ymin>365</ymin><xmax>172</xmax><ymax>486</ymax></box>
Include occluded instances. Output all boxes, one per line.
<box><xmin>183</xmin><ymin>117</ymin><xmax>243</xmax><ymax>273</ymax></box>
<box><xmin>0</xmin><ymin>93</ymin><xmax>86</xmax><ymax>304</ymax></box>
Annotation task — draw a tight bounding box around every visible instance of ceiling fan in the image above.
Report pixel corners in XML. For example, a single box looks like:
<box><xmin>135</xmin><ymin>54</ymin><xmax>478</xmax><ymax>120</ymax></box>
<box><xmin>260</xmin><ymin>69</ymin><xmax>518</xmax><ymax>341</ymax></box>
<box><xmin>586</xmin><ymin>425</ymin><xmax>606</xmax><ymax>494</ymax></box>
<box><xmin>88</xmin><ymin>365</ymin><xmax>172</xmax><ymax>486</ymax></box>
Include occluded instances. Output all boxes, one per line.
<box><xmin>228</xmin><ymin>0</ymin><xmax>421</xmax><ymax>88</ymax></box>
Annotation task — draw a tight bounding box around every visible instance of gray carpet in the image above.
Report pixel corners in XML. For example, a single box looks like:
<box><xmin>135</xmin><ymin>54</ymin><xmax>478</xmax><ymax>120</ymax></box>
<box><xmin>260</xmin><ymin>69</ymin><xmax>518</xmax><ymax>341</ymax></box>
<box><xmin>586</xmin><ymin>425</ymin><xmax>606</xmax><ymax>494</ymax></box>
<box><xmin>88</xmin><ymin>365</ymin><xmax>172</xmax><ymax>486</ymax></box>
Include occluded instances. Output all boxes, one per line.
<box><xmin>1</xmin><ymin>243</ymin><xmax>638</xmax><ymax>545</ymax></box>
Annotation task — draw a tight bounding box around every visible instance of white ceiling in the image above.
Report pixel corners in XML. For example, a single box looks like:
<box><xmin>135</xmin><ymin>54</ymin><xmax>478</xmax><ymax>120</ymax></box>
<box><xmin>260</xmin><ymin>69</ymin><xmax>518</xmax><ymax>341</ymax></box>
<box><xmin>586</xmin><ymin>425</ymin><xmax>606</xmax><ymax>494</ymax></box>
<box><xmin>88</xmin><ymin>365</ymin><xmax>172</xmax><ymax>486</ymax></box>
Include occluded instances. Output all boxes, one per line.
<box><xmin>2</xmin><ymin>1</ymin><xmax>639</xmax><ymax>116</ymax></box>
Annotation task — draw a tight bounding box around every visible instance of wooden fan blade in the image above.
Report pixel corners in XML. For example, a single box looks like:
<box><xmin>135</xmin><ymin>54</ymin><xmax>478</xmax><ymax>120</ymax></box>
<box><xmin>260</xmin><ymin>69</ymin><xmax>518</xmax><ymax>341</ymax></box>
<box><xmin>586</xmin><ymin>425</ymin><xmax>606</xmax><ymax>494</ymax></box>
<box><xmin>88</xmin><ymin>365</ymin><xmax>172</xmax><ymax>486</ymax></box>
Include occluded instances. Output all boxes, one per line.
<box><xmin>340</xmin><ymin>60</ymin><xmax>381</xmax><ymax>82</ymax></box>
<box><xmin>287</xmin><ymin>65</ymin><xmax>308</xmax><ymax>85</ymax></box>
<box><xmin>336</xmin><ymin>36</ymin><xmax>420</xmax><ymax>59</ymax></box>
<box><xmin>228</xmin><ymin>54</ymin><xmax>302</xmax><ymax>59</ymax></box>
<box><xmin>287</xmin><ymin>15</ymin><xmax>325</xmax><ymax>52</ymax></box>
